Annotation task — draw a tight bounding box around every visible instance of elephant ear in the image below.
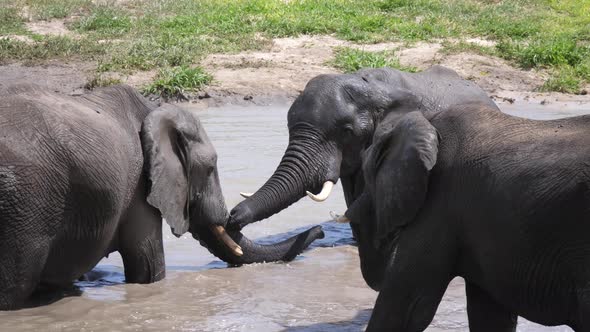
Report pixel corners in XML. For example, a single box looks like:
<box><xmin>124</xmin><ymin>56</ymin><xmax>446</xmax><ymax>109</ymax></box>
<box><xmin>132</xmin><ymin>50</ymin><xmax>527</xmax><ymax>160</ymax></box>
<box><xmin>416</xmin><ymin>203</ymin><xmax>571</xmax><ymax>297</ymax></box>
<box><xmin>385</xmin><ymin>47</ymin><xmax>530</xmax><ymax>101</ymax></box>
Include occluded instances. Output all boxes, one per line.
<box><xmin>141</xmin><ymin>105</ymin><xmax>192</xmax><ymax>237</ymax></box>
<box><xmin>363</xmin><ymin>111</ymin><xmax>439</xmax><ymax>247</ymax></box>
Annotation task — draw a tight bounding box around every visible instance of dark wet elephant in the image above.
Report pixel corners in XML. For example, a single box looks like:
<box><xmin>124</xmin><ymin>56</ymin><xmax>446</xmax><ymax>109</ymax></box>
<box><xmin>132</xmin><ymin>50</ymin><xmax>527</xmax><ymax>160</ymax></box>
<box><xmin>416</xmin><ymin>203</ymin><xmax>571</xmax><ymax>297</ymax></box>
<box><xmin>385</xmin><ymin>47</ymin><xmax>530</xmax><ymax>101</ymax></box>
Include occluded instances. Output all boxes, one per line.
<box><xmin>342</xmin><ymin>101</ymin><xmax>590</xmax><ymax>331</ymax></box>
<box><xmin>229</xmin><ymin>65</ymin><xmax>498</xmax><ymax>228</ymax></box>
<box><xmin>0</xmin><ymin>84</ymin><xmax>322</xmax><ymax>310</ymax></box>
<box><xmin>228</xmin><ymin>65</ymin><xmax>501</xmax><ymax>330</ymax></box>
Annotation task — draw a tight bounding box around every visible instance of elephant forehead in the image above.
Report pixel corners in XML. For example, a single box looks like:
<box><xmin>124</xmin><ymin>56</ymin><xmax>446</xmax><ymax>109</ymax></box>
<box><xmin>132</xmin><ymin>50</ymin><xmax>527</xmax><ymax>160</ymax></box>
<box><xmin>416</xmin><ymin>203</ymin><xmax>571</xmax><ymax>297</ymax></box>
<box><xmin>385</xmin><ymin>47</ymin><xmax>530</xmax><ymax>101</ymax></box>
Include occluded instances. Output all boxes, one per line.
<box><xmin>287</xmin><ymin>84</ymin><xmax>360</xmax><ymax>128</ymax></box>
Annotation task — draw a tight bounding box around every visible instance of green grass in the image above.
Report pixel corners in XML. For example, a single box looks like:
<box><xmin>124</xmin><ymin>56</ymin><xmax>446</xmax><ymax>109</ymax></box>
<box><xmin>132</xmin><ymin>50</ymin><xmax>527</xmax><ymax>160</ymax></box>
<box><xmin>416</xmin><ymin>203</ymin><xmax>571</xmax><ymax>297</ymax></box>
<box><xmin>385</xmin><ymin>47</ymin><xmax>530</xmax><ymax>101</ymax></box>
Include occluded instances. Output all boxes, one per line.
<box><xmin>1</xmin><ymin>0</ymin><xmax>589</xmax><ymax>93</ymax></box>
<box><xmin>0</xmin><ymin>6</ymin><xmax>25</xmax><ymax>35</ymax></box>
<box><xmin>497</xmin><ymin>37</ymin><xmax>590</xmax><ymax>69</ymax></box>
<box><xmin>496</xmin><ymin>35</ymin><xmax>590</xmax><ymax>93</ymax></box>
<box><xmin>72</xmin><ymin>6</ymin><xmax>132</xmax><ymax>36</ymax></box>
<box><xmin>440</xmin><ymin>40</ymin><xmax>496</xmax><ymax>57</ymax></box>
<box><xmin>84</xmin><ymin>74</ymin><xmax>122</xmax><ymax>90</ymax></box>
<box><xmin>143</xmin><ymin>66</ymin><xmax>213</xmax><ymax>99</ymax></box>
<box><xmin>539</xmin><ymin>67</ymin><xmax>582</xmax><ymax>94</ymax></box>
<box><xmin>330</xmin><ymin>47</ymin><xmax>417</xmax><ymax>73</ymax></box>
<box><xmin>25</xmin><ymin>0</ymin><xmax>92</xmax><ymax>20</ymax></box>
<box><xmin>0</xmin><ymin>35</ymin><xmax>105</xmax><ymax>65</ymax></box>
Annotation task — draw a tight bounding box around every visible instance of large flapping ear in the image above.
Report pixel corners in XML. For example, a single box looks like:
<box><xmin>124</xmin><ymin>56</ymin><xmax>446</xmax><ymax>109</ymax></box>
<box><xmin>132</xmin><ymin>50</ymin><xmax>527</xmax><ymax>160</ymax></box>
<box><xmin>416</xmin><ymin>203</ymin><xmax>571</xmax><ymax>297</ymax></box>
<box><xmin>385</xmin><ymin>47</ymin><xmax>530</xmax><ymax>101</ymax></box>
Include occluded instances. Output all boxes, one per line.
<box><xmin>363</xmin><ymin>111</ymin><xmax>439</xmax><ymax>247</ymax></box>
<box><xmin>141</xmin><ymin>104</ymin><xmax>194</xmax><ymax>237</ymax></box>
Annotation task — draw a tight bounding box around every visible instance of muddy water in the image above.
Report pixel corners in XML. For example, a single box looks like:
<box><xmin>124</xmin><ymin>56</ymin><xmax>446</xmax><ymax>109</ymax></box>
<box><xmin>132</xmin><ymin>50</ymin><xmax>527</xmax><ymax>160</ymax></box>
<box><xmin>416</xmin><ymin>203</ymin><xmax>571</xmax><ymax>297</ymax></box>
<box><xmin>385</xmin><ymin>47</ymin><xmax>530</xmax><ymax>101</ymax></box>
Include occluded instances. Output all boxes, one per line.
<box><xmin>1</xmin><ymin>100</ymin><xmax>589</xmax><ymax>331</ymax></box>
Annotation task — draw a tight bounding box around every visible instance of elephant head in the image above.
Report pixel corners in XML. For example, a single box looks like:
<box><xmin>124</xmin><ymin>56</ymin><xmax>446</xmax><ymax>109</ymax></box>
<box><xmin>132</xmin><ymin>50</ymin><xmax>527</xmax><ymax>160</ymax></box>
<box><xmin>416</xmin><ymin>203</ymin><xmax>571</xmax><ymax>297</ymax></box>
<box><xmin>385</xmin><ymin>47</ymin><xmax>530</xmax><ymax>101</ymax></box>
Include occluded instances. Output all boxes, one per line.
<box><xmin>229</xmin><ymin>69</ymin><xmax>425</xmax><ymax>229</ymax></box>
<box><xmin>342</xmin><ymin>110</ymin><xmax>439</xmax><ymax>290</ymax></box>
<box><xmin>141</xmin><ymin>104</ymin><xmax>324</xmax><ymax>265</ymax></box>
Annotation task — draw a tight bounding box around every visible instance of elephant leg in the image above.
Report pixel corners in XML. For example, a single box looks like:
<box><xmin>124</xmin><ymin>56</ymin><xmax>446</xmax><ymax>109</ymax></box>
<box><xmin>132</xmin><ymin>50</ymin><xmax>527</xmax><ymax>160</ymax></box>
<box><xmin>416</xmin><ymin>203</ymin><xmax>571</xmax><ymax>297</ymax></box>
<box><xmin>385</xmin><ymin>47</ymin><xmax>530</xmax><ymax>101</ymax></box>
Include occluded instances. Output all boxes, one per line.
<box><xmin>571</xmin><ymin>290</ymin><xmax>590</xmax><ymax>331</ymax></box>
<box><xmin>118</xmin><ymin>201</ymin><xmax>165</xmax><ymax>284</ymax></box>
<box><xmin>118</xmin><ymin>228</ymin><xmax>165</xmax><ymax>283</ymax></box>
<box><xmin>366</xmin><ymin>235</ymin><xmax>453</xmax><ymax>331</ymax></box>
<box><xmin>466</xmin><ymin>281</ymin><xmax>517</xmax><ymax>332</ymax></box>
<box><xmin>367</xmin><ymin>267</ymin><xmax>450</xmax><ymax>331</ymax></box>
<box><xmin>0</xmin><ymin>238</ymin><xmax>49</xmax><ymax>310</ymax></box>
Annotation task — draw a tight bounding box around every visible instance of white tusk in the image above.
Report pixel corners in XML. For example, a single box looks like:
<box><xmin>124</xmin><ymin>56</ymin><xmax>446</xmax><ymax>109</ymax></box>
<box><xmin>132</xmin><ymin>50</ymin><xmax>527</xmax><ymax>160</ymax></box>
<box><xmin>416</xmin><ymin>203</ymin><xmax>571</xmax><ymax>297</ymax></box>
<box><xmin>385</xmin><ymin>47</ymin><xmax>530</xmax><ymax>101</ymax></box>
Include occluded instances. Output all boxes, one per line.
<box><xmin>240</xmin><ymin>192</ymin><xmax>253</xmax><ymax>198</ymax></box>
<box><xmin>210</xmin><ymin>225</ymin><xmax>243</xmax><ymax>256</ymax></box>
<box><xmin>306</xmin><ymin>181</ymin><xmax>334</xmax><ymax>202</ymax></box>
<box><xmin>330</xmin><ymin>211</ymin><xmax>350</xmax><ymax>223</ymax></box>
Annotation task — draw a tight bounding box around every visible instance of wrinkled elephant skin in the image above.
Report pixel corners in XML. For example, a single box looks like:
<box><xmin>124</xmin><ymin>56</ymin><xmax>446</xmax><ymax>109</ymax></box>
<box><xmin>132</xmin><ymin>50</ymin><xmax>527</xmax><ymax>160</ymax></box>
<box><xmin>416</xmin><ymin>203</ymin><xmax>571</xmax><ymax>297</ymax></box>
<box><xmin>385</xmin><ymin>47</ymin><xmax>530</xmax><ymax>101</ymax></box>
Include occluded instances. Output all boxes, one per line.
<box><xmin>346</xmin><ymin>104</ymin><xmax>590</xmax><ymax>331</ymax></box>
<box><xmin>0</xmin><ymin>84</ymin><xmax>322</xmax><ymax>310</ymax></box>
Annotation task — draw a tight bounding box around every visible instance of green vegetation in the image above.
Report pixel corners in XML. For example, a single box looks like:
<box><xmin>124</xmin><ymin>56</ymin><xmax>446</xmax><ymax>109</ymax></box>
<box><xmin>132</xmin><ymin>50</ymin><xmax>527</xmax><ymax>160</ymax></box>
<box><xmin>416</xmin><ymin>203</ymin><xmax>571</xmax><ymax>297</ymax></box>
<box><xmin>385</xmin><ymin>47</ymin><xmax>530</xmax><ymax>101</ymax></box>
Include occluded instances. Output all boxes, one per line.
<box><xmin>0</xmin><ymin>0</ymin><xmax>588</xmax><ymax>95</ymax></box>
<box><xmin>72</xmin><ymin>6</ymin><xmax>132</xmax><ymax>36</ymax></box>
<box><xmin>496</xmin><ymin>35</ymin><xmax>590</xmax><ymax>93</ymax></box>
<box><xmin>25</xmin><ymin>0</ymin><xmax>92</xmax><ymax>20</ymax></box>
<box><xmin>0</xmin><ymin>36</ymin><xmax>105</xmax><ymax>65</ymax></box>
<box><xmin>84</xmin><ymin>74</ymin><xmax>122</xmax><ymax>90</ymax></box>
<box><xmin>539</xmin><ymin>66</ymin><xmax>584</xmax><ymax>94</ymax></box>
<box><xmin>0</xmin><ymin>6</ymin><xmax>25</xmax><ymax>34</ymax></box>
<box><xmin>331</xmin><ymin>47</ymin><xmax>417</xmax><ymax>73</ymax></box>
<box><xmin>497</xmin><ymin>37</ymin><xmax>589</xmax><ymax>69</ymax></box>
<box><xmin>440</xmin><ymin>40</ymin><xmax>495</xmax><ymax>57</ymax></box>
<box><xmin>143</xmin><ymin>66</ymin><xmax>213</xmax><ymax>99</ymax></box>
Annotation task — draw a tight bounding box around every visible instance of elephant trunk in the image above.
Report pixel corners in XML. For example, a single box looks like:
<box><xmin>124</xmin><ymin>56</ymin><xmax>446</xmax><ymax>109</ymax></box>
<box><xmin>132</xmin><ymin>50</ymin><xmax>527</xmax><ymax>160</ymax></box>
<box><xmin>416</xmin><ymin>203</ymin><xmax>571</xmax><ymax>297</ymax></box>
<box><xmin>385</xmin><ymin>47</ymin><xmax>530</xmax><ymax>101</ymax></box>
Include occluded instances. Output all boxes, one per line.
<box><xmin>230</xmin><ymin>124</ymin><xmax>340</xmax><ymax>229</ymax></box>
<box><xmin>190</xmin><ymin>224</ymin><xmax>325</xmax><ymax>265</ymax></box>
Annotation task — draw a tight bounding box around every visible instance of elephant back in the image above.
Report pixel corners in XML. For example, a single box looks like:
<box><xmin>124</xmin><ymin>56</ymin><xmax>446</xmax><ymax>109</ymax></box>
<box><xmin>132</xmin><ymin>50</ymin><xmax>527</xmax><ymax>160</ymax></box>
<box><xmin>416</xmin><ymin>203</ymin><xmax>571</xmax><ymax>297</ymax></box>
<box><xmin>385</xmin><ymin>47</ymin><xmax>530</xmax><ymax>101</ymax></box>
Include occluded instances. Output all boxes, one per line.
<box><xmin>0</xmin><ymin>86</ymin><xmax>144</xmax><ymax>228</ymax></box>
<box><xmin>355</xmin><ymin>66</ymin><xmax>499</xmax><ymax>115</ymax></box>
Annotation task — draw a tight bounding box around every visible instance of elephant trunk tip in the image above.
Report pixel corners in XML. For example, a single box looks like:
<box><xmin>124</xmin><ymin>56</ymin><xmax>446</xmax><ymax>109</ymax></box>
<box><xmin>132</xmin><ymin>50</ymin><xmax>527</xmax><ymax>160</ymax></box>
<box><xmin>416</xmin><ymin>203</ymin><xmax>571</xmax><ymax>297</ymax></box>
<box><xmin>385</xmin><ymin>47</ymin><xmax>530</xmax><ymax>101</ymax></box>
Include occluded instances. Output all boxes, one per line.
<box><xmin>192</xmin><ymin>223</ymin><xmax>325</xmax><ymax>266</ymax></box>
<box><xmin>309</xmin><ymin>225</ymin><xmax>325</xmax><ymax>240</ymax></box>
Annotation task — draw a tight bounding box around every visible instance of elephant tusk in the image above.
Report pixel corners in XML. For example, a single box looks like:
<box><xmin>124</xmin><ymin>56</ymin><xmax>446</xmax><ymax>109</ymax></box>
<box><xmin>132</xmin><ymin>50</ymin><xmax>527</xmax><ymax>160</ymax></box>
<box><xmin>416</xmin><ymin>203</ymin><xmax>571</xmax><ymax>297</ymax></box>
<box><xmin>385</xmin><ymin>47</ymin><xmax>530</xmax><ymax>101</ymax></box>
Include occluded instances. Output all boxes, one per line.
<box><xmin>240</xmin><ymin>192</ymin><xmax>253</xmax><ymax>198</ymax></box>
<box><xmin>306</xmin><ymin>181</ymin><xmax>334</xmax><ymax>202</ymax></box>
<box><xmin>210</xmin><ymin>225</ymin><xmax>243</xmax><ymax>256</ymax></box>
<box><xmin>330</xmin><ymin>211</ymin><xmax>350</xmax><ymax>223</ymax></box>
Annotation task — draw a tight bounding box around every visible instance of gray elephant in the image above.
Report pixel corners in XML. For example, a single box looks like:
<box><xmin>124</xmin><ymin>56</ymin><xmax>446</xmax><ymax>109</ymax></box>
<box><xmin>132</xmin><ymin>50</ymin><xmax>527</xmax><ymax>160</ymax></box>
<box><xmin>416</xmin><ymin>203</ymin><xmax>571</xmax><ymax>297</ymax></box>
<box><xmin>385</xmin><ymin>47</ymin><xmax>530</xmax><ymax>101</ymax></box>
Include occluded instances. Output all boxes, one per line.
<box><xmin>228</xmin><ymin>66</ymin><xmax>502</xmax><ymax>328</ymax></box>
<box><xmin>230</xmin><ymin>65</ymin><xmax>498</xmax><ymax>228</ymax></box>
<box><xmin>0</xmin><ymin>84</ymin><xmax>323</xmax><ymax>310</ymax></box>
<box><xmin>340</xmin><ymin>97</ymin><xmax>590</xmax><ymax>331</ymax></box>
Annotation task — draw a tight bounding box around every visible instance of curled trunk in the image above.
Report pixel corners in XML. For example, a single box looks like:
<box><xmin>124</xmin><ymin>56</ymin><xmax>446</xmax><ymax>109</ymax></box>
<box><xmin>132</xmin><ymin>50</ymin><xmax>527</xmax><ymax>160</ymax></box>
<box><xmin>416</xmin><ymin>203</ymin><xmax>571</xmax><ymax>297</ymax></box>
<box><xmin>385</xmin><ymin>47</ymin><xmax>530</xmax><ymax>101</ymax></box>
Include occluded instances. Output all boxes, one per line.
<box><xmin>230</xmin><ymin>124</ymin><xmax>339</xmax><ymax>228</ymax></box>
<box><xmin>191</xmin><ymin>225</ymin><xmax>325</xmax><ymax>265</ymax></box>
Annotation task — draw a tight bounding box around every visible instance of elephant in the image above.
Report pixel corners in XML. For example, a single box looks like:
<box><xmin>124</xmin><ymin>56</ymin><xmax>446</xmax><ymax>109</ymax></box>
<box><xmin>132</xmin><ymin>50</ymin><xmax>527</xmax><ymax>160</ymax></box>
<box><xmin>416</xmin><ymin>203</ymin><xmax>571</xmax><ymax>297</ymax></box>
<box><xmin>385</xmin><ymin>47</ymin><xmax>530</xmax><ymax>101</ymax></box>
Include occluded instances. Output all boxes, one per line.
<box><xmin>339</xmin><ymin>98</ymin><xmax>590</xmax><ymax>331</ymax></box>
<box><xmin>229</xmin><ymin>65</ymin><xmax>499</xmax><ymax>230</ymax></box>
<box><xmin>0</xmin><ymin>84</ymin><xmax>323</xmax><ymax>310</ymax></box>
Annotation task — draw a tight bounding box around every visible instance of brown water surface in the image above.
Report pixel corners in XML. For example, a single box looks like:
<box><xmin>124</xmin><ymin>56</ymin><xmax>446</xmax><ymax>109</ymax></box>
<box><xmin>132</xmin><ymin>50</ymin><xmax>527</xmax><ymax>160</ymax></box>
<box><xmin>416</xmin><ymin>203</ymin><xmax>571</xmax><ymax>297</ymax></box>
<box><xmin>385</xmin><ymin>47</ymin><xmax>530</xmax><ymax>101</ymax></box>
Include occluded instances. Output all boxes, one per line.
<box><xmin>1</xmin><ymin>100</ymin><xmax>588</xmax><ymax>331</ymax></box>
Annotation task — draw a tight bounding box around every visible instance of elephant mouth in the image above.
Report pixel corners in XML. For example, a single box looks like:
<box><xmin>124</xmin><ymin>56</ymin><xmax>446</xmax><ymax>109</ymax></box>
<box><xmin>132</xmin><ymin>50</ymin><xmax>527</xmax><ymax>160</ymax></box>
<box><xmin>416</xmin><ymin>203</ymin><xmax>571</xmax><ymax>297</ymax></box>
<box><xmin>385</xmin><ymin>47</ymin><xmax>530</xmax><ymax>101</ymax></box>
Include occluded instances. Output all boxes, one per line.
<box><xmin>209</xmin><ymin>225</ymin><xmax>243</xmax><ymax>256</ymax></box>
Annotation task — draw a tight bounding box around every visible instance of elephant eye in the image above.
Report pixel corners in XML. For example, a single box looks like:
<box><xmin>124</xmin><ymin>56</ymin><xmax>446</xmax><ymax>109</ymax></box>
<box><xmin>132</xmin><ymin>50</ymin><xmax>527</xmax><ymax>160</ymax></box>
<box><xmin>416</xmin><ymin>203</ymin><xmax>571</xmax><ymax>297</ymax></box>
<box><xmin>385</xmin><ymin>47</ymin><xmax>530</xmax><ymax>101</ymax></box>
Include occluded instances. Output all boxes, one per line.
<box><xmin>207</xmin><ymin>165</ymin><xmax>215</xmax><ymax>175</ymax></box>
<box><xmin>343</xmin><ymin>125</ymin><xmax>354</xmax><ymax>136</ymax></box>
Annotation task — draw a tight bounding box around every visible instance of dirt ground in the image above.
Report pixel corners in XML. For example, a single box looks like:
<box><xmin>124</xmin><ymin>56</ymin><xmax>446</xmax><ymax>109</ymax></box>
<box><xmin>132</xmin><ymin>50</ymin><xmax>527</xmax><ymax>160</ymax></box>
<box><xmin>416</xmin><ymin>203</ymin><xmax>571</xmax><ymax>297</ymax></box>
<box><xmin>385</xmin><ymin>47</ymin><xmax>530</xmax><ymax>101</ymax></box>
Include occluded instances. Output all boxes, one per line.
<box><xmin>1</xmin><ymin>29</ymin><xmax>589</xmax><ymax>106</ymax></box>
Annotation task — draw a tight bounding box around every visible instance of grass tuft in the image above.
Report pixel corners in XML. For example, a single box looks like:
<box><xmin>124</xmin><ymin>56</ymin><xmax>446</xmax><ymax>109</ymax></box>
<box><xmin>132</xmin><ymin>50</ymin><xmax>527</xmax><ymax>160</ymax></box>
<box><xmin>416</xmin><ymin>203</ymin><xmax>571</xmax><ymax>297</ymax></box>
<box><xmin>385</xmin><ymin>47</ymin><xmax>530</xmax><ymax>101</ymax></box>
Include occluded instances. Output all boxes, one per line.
<box><xmin>0</xmin><ymin>6</ymin><xmax>25</xmax><ymax>35</ymax></box>
<box><xmin>330</xmin><ymin>47</ymin><xmax>417</xmax><ymax>73</ymax></box>
<box><xmin>496</xmin><ymin>36</ymin><xmax>590</xmax><ymax>93</ymax></box>
<box><xmin>84</xmin><ymin>74</ymin><xmax>122</xmax><ymax>90</ymax></box>
<box><xmin>142</xmin><ymin>66</ymin><xmax>212</xmax><ymax>99</ymax></box>
<box><xmin>0</xmin><ymin>36</ymin><xmax>104</xmax><ymax>64</ymax></box>
<box><xmin>539</xmin><ymin>66</ymin><xmax>582</xmax><ymax>94</ymax></box>
<box><xmin>497</xmin><ymin>37</ymin><xmax>590</xmax><ymax>69</ymax></box>
<box><xmin>73</xmin><ymin>6</ymin><xmax>131</xmax><ymax>35</ymax></box>
<box><xmin>28</xmin><ymin>0</ymin><xmax>92</xmax><ymax>20</ymax></box>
